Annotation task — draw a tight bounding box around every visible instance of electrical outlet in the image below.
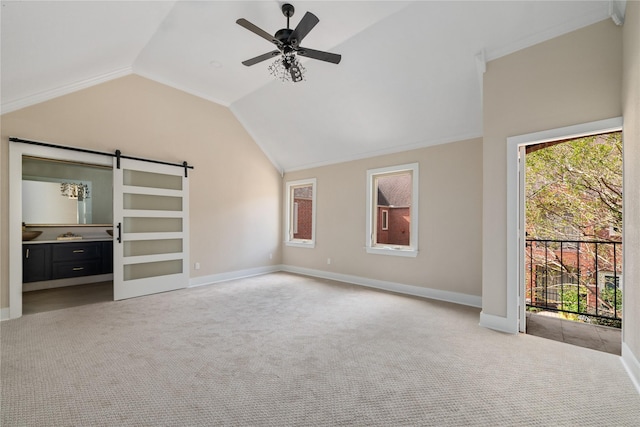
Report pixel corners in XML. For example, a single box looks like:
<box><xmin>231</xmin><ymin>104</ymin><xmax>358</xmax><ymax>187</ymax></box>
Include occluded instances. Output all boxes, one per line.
<box><xmin>327</xmin><ymin>258</ymin><xmax>331</xmax><ymax>265</ymax></box>
<box><xmin>194</xmin><ymin>262</ymin><xmax>200</xmax><ymax>270</ymax></box>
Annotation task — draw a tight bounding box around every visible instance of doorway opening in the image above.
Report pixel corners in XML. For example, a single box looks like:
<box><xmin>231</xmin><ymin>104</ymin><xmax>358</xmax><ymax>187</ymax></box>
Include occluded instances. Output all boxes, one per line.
<box><xmin>10</xmin><ymin>144</ymin><xmax>115</xmax><ymax>319</ymax></box>
<box><xmin>523</xmin><ymin>132</ymin><xmax>622</xmax><ymax>354</ymax></box>
<box><xmin>9</xmin><ymin>138</ymin><xmax>191</xmax><ymax>320</ymax></box>
<box><xmin>506</xmin><ymin>117</ymin><xmax>622</xmax><ymax>341</ymax></box>
<box><xmin>20</xmin><ymin>156</ymin><xmax>115</xmax><ymax>315</ymax></box>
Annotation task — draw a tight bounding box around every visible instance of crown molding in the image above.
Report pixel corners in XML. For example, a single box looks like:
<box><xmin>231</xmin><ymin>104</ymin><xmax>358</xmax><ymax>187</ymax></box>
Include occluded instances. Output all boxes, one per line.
<box><xmin>609</xmin><ymin>0</ymin><xmax>627</xmax><ymax>26</ymax></box>
<box><xmin>283</xmin><ymin>130</ymin><xmax>483</xmax><ymax>173</ymax></box>
<box><xmin>485</xmin><ymin>7</ymin><xmax>611</xmax><ymax>62</ymax></box>
<box><xmin>1</xmin><ymin>67</ymin><xmax>133</xmax><ymax>115</ymax></box>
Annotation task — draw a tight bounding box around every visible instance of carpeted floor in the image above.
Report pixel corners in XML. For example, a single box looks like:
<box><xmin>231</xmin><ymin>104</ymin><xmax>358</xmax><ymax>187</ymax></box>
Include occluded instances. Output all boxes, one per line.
<box><xmin>2</xmin><ymin>272</ymin><xmax>639</xmax><ymax>426</ymax></box>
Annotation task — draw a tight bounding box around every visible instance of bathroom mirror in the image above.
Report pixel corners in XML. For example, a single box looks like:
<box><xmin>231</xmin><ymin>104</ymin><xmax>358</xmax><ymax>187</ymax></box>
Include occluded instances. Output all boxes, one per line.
<box><xmin>22</xmin><ymin>156</ymin><xmax>113</xmax><ymax>226</ymax></box>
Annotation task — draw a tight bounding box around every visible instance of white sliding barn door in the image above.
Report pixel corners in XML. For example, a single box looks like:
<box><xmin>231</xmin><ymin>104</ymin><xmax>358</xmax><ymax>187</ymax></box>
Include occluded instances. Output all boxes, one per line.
<box><xmin>113</xmin><ymin>158</ymin><xmax>189</xmax><ymax>300</ymax></box>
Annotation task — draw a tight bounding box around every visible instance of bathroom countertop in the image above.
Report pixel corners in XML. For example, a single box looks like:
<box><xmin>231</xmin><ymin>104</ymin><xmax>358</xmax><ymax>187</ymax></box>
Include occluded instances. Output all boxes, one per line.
<box><xmin>22</xmin><ymin>237</ymin><xmax>113</xmax><ymax>244</ymax></box>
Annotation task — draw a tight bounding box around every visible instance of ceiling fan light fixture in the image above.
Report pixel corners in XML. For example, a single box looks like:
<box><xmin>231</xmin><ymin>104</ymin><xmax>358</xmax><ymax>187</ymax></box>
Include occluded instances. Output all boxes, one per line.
<box><xmin>237</xmin><ymin>3</ymin><xmax>340</xmax><ymax>83</ymax></box>
<box><xmin>268</xmin><ymin>52</ymin><xmax>306</xmax><ymax>83</ymax></box>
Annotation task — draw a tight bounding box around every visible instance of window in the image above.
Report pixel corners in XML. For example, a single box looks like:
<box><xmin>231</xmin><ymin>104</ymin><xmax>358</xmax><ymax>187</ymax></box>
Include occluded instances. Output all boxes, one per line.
<box><xmin>604</xmin><ymin>275</ymin><xmax>621</xmax><ymax>290</ymax></box>
<box><xmin>366</xmin><ymin>163</ymin><xmax>418</xmax><ymax>257</ymax></box>
<box><xmin>285</xmin><ymin>178</ymin><xmax>316</xmax><ymax>247</ymax></box>
<box><xmin>381</xmin><ymin>209</ymin><xmax>389</xmax><ymax>231</ymax></box>
<box><xmin>599</xmin><ymin>272</ymin><xmax>623</xmax><ymax>291</ymax></box>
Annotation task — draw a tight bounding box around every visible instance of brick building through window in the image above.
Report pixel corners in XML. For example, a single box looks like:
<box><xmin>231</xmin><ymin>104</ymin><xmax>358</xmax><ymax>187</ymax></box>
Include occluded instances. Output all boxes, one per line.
<box><xmin>375</xmin><ymin>173</ymin><xmax>411</xmax><ymax>246</ymax></box>
<box><xmin>293</xmin><ymin>186</ymin><xmax>313</xmax><ymax>240</ymax></box>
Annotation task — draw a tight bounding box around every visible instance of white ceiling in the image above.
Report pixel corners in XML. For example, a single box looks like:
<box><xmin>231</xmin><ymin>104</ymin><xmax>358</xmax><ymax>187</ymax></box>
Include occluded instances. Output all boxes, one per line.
<box><xmin>1</xmin><ymin>1</ymin><xmax>617</xmax><ymax>172</ymax></box>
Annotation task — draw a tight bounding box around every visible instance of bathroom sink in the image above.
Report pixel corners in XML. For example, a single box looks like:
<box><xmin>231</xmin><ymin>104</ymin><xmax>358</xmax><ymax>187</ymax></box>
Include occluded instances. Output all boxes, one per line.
<box><xmin>22</xmin><ymin>230</ymin><xmax>42</xmax><ymax>241</ymax></box>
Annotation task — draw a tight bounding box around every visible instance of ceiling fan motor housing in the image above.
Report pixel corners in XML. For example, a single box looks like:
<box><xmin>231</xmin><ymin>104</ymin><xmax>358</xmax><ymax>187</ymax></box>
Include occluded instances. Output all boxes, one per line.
<box><xmin>275</xmin><ymin>28</ymin><xmax>296</xmax><ymax>52</ymax></box>
<box><xmin>275</xmin><ymin>28</ymin><xmax>294</xmax><ymax>43</ymax></box>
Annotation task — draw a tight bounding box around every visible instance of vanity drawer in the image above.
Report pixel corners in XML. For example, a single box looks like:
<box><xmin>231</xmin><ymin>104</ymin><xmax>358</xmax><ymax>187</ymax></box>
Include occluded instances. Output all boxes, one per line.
<box><xmin>52</xmin><ymin>242</ymin><xmax>102</xmax><ymax>262</ymax></box>
<box><xmin>23</xmin><ymin>241</ymin><xmax>112</xmax><ymax>283</ymax></box>
<box><xmin>52</xmin><ymin>260</ymin><xmax>102</xmax><ymax>279</ymax></box>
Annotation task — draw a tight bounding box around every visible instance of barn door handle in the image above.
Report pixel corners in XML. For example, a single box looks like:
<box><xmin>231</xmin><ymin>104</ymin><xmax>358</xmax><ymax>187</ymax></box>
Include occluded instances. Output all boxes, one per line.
<box><xmin>117</xmin><ymin>222</ymin><xmax>122</xmax><ymax>244</ymax></box>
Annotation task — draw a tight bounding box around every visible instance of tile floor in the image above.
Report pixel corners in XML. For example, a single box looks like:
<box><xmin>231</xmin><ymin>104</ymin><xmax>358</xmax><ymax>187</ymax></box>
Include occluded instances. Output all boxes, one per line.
<box><xmin>22</xmin><ymin>281</ymin><xmax>113</xmax><ymax>315</ymax></box>
<box><xmin>526</xmin><ymin>311</ymin><xmax>621</xmax><ymax>355</ymax></box>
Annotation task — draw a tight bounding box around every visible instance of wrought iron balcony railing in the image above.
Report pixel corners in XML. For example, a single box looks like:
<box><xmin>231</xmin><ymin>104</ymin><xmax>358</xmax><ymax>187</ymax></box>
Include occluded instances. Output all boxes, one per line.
<box><xmin>525</xmin><ymin>239</ymin><xmax>622</xmax><ymax>327</ymax></box>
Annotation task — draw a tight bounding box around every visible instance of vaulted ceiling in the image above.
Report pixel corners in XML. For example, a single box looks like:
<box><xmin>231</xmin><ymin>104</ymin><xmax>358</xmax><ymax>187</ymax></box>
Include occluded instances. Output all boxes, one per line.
<box><xmin>1</xmin><ymin>1</ymin><xmax>619</xmax><ymax>172</ymax></box>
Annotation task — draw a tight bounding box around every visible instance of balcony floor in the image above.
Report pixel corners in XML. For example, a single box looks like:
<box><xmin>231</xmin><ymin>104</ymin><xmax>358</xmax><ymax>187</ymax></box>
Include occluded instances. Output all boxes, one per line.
<box><xmin>526</xmin><ymin>311</ymin><xmax>621</xmax><ymax>355</ymax></box>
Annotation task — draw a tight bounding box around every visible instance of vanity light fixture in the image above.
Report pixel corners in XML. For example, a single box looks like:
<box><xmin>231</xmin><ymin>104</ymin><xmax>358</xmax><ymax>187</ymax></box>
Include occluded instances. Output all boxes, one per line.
<box><xmin>60</xmin><ymin>182</ymin><xmax>90</xmax><ymax>200</ymax></box>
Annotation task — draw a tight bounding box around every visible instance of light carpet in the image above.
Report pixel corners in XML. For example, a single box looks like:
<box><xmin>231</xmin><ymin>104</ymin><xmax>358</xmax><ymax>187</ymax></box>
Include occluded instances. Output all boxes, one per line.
<box><xmin>2</xmin><ymin>272</ymin><xmax>639</xmax><ymax>426</ymax></box>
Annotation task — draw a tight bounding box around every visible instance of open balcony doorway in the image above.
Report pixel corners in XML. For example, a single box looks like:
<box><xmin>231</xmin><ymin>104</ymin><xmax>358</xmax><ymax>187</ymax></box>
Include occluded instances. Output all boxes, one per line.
<box><xmin>520</xmin><ymin>130</ymin><xmax>622</xmax><ymax>354</ymax></box>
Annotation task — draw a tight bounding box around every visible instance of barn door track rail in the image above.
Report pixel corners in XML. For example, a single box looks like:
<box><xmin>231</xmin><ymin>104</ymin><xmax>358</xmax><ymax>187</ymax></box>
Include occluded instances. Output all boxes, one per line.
<box><xmin>9</xmin><ymin>137</ymin><xmax>194</xmax><ymax>177</ymax></box>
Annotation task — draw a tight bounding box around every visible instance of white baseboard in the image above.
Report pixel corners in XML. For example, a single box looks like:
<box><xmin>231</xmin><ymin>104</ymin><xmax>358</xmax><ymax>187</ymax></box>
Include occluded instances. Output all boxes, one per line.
<box><xmin>281</xmin><ymin>265</ymin><xmax>482</xmax><ymax>308</ymax></box>
<box><xmin>622</xmin><ymin>342</ymin><xmax>640</xmax><ymax>395</ymax></box>
<box><xmin>0</xmin><ymin>307</ymin><xmax>10</xmax><ymax>321</ymax></box>
<box><xmin>188</xmin><ymin>265</ymin><xmax>283</xmax><ymax>288</ymax></box>
<box><xmin>479</xmin><ymin>311</ymin><xmax>518</xmax><ymax>334</ymax></box>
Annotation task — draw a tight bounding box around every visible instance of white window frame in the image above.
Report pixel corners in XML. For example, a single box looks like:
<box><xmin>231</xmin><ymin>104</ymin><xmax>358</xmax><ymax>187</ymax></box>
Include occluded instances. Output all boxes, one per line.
<box><xmin>285</xmin><ymin>178</ymin><xmax>316</xmax><ymax>248</ymax></box>
<box><xmin>381</xmin><ymin>209</ymin><xmax>389</xmax><ymax>231</ymax></box>
<box><xmin>293</xmin><ymin>202</ymin><xmax>299</xmax><ymax>234</ymax></box>
<box><xmin>366</xmin><ymin>163</ymin><xmax>419</xmax><ymax>257</ymax></box>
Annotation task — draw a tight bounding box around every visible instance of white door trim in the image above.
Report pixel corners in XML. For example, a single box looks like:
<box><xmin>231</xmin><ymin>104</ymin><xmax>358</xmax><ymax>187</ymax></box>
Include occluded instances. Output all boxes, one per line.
<box><xmin>506</xmin><ymin>117</ymin><xmax>623</xmax><ymax>334</ymax></box>
<box><xmin>8</xmin><ymin>141</ymin><xmax>112</xmax><ymax>319</ymax></box>
<box><xmin>518</xmin><ymin>146</ymin><xmax>526</xmax><ymax>333</ymax></box>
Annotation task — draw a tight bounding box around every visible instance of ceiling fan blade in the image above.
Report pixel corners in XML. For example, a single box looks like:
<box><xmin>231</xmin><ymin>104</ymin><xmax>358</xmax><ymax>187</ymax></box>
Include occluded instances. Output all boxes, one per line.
<box><xmin>236</xmin><ymin>18</ymin><xmax>280</xmax><ymax>46</ymax></box>
<box><xmin>297</xmin><ymin>47</ymin><xmax>341</xmax><ymax>64</ymax></box>
<box><xmin>242</xmin><ymin>50</ymin><xmax>281</xmax><ymax>67</ymax></box>
<box><xmin>288</xmin><ymin>12</ymin><xmax>319</xmax><ymax>46</ymax></box>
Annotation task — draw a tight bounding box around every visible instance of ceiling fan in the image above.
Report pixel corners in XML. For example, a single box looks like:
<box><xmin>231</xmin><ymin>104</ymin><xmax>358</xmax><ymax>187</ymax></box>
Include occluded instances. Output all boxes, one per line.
<box><xmin>236</xmin><ymin>3</ymin><xmax>341</xmax><ymax>82</ymax></box>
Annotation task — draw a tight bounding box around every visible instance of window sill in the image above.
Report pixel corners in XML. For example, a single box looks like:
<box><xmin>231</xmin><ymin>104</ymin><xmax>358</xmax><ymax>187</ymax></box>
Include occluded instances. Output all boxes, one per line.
<box><xmin>286</xmin><ymin>240</ymin><xmax>315</xmax><ymax>249</ymax></box>
<box><xmin>366</xmin><ymin>246</ymin><xmax>418</xmax><ymax>257</ymax></box>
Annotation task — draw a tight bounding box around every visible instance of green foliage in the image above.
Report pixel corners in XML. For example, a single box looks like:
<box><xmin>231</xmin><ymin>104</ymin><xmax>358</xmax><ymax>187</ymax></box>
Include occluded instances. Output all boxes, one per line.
<box><xmin>600</xmin><ymin>286</ymin><xmax>623</xmax><ymax>314</ymax></box>
<box><xmin>556</xmin><ymin>286</ymin><xmax>587</xmax><ymax>314</ymax></box>
<box><xmin>553</xmin><ymin>285</ymin><xmax>622</xmax><ymax>328</ymax></box>
<box><xmin>525</xmin><ymin>133</ymin><xmax>622</xmax><ymax>240</ymax></box>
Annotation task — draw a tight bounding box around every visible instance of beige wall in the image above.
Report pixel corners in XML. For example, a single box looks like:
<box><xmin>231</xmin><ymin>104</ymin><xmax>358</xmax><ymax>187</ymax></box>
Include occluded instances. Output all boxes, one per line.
<box><xmin>0</xmin><ymin>75</ymin><xmax>282</xmax><ymax>310</ymax></box>
<box><xmin>622</xmin><ymin>1</ymin><xmax>640</xmax><ymax>371</ymax></box>
<box><xmin>482</xmin><ymin>19</ymin><xmax>623</xmax><ymax>318</ymax></box>
<box><xmin>0</xmin><ymin>15</ymin><xmax>634</xmax><ymax>375</ymax></box>
<box><xmin>283</xmin><ymin>138</ymin><xmax>483</xmax><ymax>298</ymax></box>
